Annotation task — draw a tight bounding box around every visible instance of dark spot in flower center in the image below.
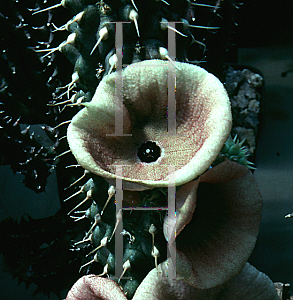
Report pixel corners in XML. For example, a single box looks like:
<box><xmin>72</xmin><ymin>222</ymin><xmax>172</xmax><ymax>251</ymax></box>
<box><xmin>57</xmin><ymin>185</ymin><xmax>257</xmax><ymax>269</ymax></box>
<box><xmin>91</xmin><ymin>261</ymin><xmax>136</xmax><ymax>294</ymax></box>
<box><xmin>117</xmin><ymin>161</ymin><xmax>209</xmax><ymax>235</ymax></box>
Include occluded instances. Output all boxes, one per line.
<box><xmin>137</xmin><ymin>141</ymin><xmax>161</xmax><ymax>163</ymax></box>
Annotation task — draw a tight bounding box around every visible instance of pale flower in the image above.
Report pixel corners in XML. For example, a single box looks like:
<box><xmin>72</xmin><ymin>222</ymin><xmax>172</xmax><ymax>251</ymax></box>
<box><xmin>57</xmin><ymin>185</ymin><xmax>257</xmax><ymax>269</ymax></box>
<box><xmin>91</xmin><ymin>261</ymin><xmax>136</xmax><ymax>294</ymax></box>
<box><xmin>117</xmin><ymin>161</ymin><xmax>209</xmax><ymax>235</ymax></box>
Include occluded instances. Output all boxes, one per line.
<box><xmin>67</xmin><ymin>59</ymin><xmax>232</xmax><ymax>190</ymax></box>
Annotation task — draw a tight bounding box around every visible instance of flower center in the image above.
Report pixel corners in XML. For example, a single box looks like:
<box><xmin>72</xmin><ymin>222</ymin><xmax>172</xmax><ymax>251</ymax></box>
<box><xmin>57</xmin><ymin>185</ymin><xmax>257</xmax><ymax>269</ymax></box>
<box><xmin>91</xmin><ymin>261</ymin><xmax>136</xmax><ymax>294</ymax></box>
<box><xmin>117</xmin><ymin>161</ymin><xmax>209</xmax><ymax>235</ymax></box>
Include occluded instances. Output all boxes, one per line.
<box><xmin>137</xmin><ymin>141</ymin><xmax>161</xmax><ymax>163</ymax></box>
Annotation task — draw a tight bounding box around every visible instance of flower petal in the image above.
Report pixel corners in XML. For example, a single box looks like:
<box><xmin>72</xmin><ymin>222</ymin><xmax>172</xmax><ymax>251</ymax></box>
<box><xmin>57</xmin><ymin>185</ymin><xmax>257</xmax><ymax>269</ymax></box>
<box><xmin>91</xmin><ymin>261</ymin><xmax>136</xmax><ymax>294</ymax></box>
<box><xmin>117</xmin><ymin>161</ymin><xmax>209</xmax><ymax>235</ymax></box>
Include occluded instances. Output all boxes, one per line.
<box><xmin>220</xmin><ymin>263</ymin><xmax>279</xmax><ymax>300</ymax></box>
<box><xmin>132</xmin><ymin>260</ymin><xmax>278</xmax><ymax>300</ymax></box>
<box><xmin>164</xmin><ymin>160</ymin><xmax>263</xmax><ymax>289</ymax></box>
<box><xmin>66</xmin><ymin>275</ymin><xmax>127</xmax><ymax>300</ymax></box>
<box><xmin>67</xmin><ymin>60</ymin><xmax>231</xmax><ymax>189</ymax></box>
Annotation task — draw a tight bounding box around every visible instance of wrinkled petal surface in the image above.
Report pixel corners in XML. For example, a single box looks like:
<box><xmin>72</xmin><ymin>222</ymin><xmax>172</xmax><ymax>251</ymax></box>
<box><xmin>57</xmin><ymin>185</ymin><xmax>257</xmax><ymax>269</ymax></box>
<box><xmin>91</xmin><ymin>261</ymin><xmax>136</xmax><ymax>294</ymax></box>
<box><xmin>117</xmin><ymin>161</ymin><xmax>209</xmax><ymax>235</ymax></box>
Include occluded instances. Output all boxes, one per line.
<box><xmin>132</xmin><ymin>260</ymin><xmax>279</xmax><ymax>300</ymax></box>
<box><xmin>67</xmin><ymin>60</ymin><xmax>232</xmax><ymax>189</ymax></box>
<box><xmin>66</xmin><ymin>275</ymin><xmax>127</xmax><ymax>300</ymax></box>
<box><xmin>164</xmin><ymin>160</ymin><xmax>263</xmax><ymax>289</ymax></box>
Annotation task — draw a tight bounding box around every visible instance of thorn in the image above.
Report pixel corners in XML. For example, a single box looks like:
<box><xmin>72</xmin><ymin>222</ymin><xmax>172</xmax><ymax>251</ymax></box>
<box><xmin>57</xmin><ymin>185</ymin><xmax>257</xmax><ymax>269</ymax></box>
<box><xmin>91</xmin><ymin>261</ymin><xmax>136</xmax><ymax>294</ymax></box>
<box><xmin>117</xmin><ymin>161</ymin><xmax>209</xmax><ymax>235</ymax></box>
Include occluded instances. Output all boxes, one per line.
<box><xmin>5</xmin><ymin>116</ymin><xmax>13</xmax><ymax>124</ymax></box>
<box><xmin>73</xmin><ymin>234</ymin><xmax>93</xmax><ymax>246</ymax></box>
<box><xmin>63</xmin><ymin>182</ymin><xmax>88</xmax><ymax>202</ymax></box>
<box><xmin>159</xmin><ymin>47</ymin><xmax>179</xmax><ymax>69</ymax></box>
<box><xmin>55</xmin><ymin>82</ymin><xmax>71</xmax><ymax>91</ymax></box>
<box><xmin>68</xmin><ymin>96</ymin><xmax>85</xmax><ymax>107</ymax></box>
<box><xmin>247</xmin><ymin>165</ymin><xmax>256</xmax><ymax>170</ymax></box>
<box><xmin>91</xmin><ymin>264</ymin><xmax>109</xmax><ymax>278</ymax></box>
<box><xmin>108</xmin><ymin>54</ymin><xmax>118</xmax><ymax>75</ymax></box>
<box><xmin>51</xmin><ymin>22</ymin><xmax>66</xmax><ymax>32</ymax></box>
<box><xmin>118</xmin><ymin>260</ymin><xmax>131</xmax><ymax>283</ymax></box>
<box><xmin>181</xmin><ymin>18</ymin><xmax>219</xmax><ymax>31</ymax></box>
<box><xmin>12</xmin><ymin>116</ymin><xmax>21</xmax><ymax>127</ymax></box>
<box><xmin>56</xmin><ymin>72</ymin><xmax>79</xmax><ymax>99</ymax></box>
<box><xmin>188</xmin><ymin>24</ymin><xmax>220</xmax><ymax>30</ymax></box>
<box><xmin>131</xmin><ymin>0</ymin><xmax>138</xmax><ymax>11</ymax></box>
<box><xmin>74</xmin><ymin>210</ymin><xmax>87</xmax><ymax>214</ymax></box>
<box><xmin>72</xmin><ymin>10</ymin><xmax>85</xmax><ymax>24</ymax></box>
<box><xmin>48</xmin><ymin>99</ymin><xmax>72</xmax><ymax>106</ymax></box>
<box><xmin>151</xmin><ymin>246</ymin><xmax>160</xmax><ymax>270</ymax></box>
<box><xmin>59</xmin><ymin>105</ymin><xmax>66</xmax><ymax>113</ymax></box>
<box><xmin>149</xmin><ymin>224</ymin><xmax>157</xmax><ymax>251</ymax></box>
<box><xmin>233</xmin><ymin>134</ymin><xmax>238</xmax><ymax>143</ymax></box>
<box><xmin>109</xmin><ymin>209</ymin><xmax>122</xmax><ymax>242</ymax></box>
<box><xmin>41</xmin><ymin>125</ymin><xmax>54</xmax><ymax>133</ymax></box>
<box><xmin>52</xmin><ymin>120</ymin><xmax>71</xmax><ymax>131</ymax></box>
<box><xmin>32</xmin><ymin>1</ymin><xmax>64</xmax><ymax>15</ymax></box>
<box><xmin>65</xmin><ymin>170</ymin><xmax>90</xmax><ymax>190</ymax></box>
<box><xmin>160</xmin><ymin>18</ymin><xmax>188</xmax><ymax>37</ymax></box>
<box><xmin>239</xmin><ymin>138</ymin><xmax>246</xmax><ymax>147</ymax></box>
<box><xmin>69</xmin><ymin>215</ymin><xmax>81</xmax><ymax>220</ymax></box>
<box><xmin>190</xmin><ymin>2</ymin><xmax>215</xmax><ymax>8</ymax></box>
<box><xmin>79</xmin><ymin>253</ymin><xmax>98</xmax><ymax>273</ymax></box>
<box><xmin>65</xmin><ymin>164</ymin><xmax>82</xmax><ymax>168</ymax></box>
<box><xmin>64</xmin><ymin>190</ymin><xmax>81</xmax><ymax>202</ymax></box>
<box><xmin>73</xmin><ymin>215</ymin><xmax>87</xmax><ymax>222</ymax></box>
<box><xmin>52</xmin><ymin>11</ymin><xmax>84</xmax><ymax>32</ymax></box>
<box><xmin>84</xmin><ymin>213</ymin><xmax>102</xmax><ymax>239</ymax></box>
<box><xmin>90</xmin><ymin>27</ymin><xmax>109</xmax><ymax>55</ymax></box>
<box><xmin>35</xmin><ymin>33</ymin><xmax>76</xmax><ymax>59</ymax></box>
<box><xmin>67</xmin><ymin>189</ymin><xmax>93</xmax><ymax>215</ymax></box>
<box><xmin>101</xmin><ymin>186</ymin><xmax>115</xmax><ymax>215</ymax></box>
<box><xmin>158</xmin><ymin>0</ymin><xmax>170</xmax><ymax>5</ymax></box>
<box><xmin>20</xmin><ymin>125</ymin><xmax>31</xmax><ymax>135</ymax></box>
<box><xmin>128</xmin><ymin>10</ymin><xmax>140</xmax><ymax>37</ymax></box>
<box><xmin>54</xmin><ymin>149</ymin><xmax>71</xmax><ymax>160</ymax></box>
<box><xmin>86</xmin><ymin>236</ymin><xmax>108</xmax><ymax>257</ymax></box>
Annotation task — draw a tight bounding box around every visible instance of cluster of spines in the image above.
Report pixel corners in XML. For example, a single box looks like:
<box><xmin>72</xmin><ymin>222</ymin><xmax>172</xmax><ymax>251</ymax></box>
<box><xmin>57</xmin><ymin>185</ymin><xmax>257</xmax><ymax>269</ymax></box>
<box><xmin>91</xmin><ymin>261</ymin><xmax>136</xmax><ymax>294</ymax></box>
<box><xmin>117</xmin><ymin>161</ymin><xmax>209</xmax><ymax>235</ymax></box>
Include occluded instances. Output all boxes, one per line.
<box><xmin>64</xmin><ymin>174</ymin><xmax>167</xmax><ymax>299</ymax></box>
<box><xmin>31</xmin><ymin>0</ymin><xmax>230</xmax><ymax>109</ymax></box>
<box><xmin>0</xmin><ymin>0</ymin><xmax>79</xmax><ymax>191</ymax></box>
<box><xmin>0</xmin><ymin>106</ymin><xmax>58</xmax><ymax>192</ymax></box>
<box><xmin>213</xmin><ymin>135</ymin><xmax>255</xmax><ymax>170</ymax></box>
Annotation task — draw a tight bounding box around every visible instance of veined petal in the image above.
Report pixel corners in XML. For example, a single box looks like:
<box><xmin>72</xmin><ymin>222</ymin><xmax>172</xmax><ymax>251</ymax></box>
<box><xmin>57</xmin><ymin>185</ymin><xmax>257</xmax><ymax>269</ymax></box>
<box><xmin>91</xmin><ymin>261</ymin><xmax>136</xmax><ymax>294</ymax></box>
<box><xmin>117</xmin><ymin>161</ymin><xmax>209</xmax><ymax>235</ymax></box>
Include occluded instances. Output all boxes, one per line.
<box><xmin>67</xmin><ymin>60</ymin><xmax>232</xmax><ymax>190</ymax></box>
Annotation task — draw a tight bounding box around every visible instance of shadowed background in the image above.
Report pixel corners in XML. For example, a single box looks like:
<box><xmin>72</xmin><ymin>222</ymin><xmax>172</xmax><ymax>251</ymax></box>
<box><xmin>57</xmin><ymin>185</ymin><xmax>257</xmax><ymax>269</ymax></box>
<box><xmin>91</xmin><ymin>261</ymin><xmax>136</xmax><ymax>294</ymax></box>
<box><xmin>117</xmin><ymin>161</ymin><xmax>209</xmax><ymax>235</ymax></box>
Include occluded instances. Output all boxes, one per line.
<box><xmin>0</xmin><ymin>0</ymin><xmax>293</xmax><ymax>298</ymax></box>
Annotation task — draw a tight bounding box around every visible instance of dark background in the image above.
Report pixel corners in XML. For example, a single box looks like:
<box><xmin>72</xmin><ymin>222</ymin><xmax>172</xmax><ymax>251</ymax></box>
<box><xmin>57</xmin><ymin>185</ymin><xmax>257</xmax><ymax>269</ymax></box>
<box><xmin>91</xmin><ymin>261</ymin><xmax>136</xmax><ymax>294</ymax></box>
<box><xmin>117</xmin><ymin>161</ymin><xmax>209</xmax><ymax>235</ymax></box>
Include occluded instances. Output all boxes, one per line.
<box><xmin>1</xmin><ymin>0</ymin><xmax>293</xmax><ymax>298</ymax></box>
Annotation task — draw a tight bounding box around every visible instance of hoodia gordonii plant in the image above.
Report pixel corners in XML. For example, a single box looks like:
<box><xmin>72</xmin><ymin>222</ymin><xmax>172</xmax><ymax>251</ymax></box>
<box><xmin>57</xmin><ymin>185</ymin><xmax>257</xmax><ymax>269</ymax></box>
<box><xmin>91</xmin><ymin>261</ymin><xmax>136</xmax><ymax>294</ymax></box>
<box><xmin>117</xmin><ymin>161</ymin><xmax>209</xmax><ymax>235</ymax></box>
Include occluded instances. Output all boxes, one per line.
<box><xmin>10</xmin><ymin>0</ymin><xmax>278</xmax><ymax>299</ymax></box>
<box><xmin>63</xmin><ymin>62</ymin><xmax>278</xmax><ymax>299</ymax></box>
